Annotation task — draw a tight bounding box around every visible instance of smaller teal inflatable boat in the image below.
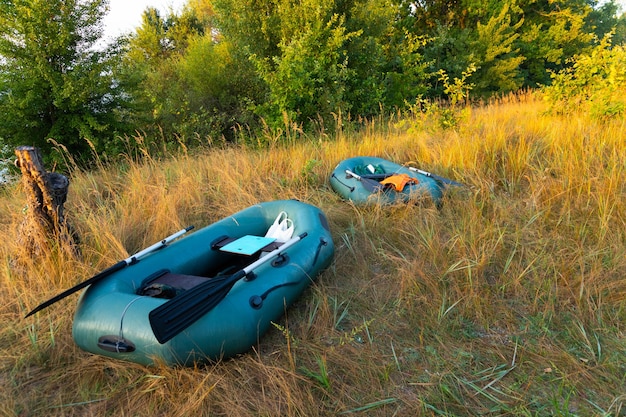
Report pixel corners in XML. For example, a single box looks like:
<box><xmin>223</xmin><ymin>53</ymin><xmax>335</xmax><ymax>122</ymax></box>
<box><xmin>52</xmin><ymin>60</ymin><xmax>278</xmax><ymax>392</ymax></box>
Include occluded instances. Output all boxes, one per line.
<box><xmin>330</xmin><ymin>156</ymin><xmax>457</xmax><ymax>205</ymax></box>
<box><xmin>71</xmin><ymin>200</ymin><xmax>334</xmax><ymax>366</ymax></box>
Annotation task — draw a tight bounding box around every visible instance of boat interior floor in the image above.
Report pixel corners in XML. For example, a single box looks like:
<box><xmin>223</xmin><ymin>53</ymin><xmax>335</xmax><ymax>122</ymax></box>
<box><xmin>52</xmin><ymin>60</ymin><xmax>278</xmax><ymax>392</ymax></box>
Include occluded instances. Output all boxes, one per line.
<box><xmin>136</xmin><ymin>235</ymin><xmax>288</xmax><ymax>299</ymax></box>
<box><xmin>137</xmin><ymin>269</ymin><xmax>208</xmax><ymax>298</ymax></box>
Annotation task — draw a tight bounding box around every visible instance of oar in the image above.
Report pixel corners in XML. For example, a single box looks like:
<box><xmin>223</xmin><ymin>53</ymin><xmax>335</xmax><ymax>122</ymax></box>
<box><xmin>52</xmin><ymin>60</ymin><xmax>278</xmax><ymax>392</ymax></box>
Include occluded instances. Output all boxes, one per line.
<box><xmin>407</xmin><ymin>167</ymin><xmax>465</xmax><ymax>187</ymax></box>
<box><xmin>149</xmin><ymin>232</ymin><xmax>308</xmax><ymax>344</ymax></box>
<box><xmin>24</xmin><ymin>226</ymin><xmax>195</xmax><ymax>318</ymax></box>
<box><xmin>345</xmin><ymin>169</ymin><xmax>384</xmax><ymax>193</ymax></box>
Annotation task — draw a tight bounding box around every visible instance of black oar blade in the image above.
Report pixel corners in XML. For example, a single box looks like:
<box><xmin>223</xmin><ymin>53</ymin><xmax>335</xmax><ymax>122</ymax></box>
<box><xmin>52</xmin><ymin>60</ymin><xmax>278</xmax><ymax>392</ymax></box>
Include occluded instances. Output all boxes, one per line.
<box><xmin>149</xmin><ymin>233</ymin><xmax>307</xmax><ymax>344</ymax></box>
<box><xmin>345</xmin><ymin>170</ymin><xmax>384</xmax><ymax>193</ymax></box>
<box><xmin>24</xmin><ymin>226</ymin><xmax>194</xmax><ymax>318</ymax></box>
<box><xmin>149</xmin><ymin>271</ymin><xmax>244</xmax><ymax>344</ymax></box>
<box><xmin>429</xmin><ymin>173</ymin><xmax>464</xmax><ymax>188</ymax></box>
<box><xmin>408</xmin><ymin>167</ymin><xmax>465</xmax><ymax>188</ymax></box>
<box><xmin>360</xmin><ymin>177</ymin><xmax>384</xmax><ymax>193</ymax></box>
<box><xmin>24</xmin><ymin>260</ymin><xmax>127</xmax><ymax>318</ymax></box>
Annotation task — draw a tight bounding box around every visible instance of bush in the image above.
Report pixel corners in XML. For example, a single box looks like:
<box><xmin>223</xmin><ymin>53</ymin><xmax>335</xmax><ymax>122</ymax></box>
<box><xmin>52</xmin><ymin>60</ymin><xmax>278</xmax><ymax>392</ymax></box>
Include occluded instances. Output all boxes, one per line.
<box><xmin>543</xmin><ymin>34</ymin><xmax>626</xmax><ymax>119</ymax></box>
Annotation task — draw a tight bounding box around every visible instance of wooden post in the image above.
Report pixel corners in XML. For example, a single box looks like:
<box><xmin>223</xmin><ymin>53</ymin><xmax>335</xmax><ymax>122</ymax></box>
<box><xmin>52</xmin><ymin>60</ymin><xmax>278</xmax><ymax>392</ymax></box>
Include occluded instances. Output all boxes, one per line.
<box><xmin>14</xmin><ymin>146</ymin><xmax>78</xmax><ymax>254</ymax></box>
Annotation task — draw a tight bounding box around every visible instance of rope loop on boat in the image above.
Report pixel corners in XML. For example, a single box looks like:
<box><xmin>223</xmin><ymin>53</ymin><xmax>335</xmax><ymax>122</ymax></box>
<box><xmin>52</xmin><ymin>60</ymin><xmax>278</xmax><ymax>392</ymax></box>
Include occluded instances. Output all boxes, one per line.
<box><xmin>97</xmin><ymin>296</ymin><xmax>142</xmax><ymax>354</ymax></box>
<box><xmin>114</xmin><ymin>296</ymin><xmax>143</xmax><ymax>352</ymax></box>
<box><xmin>249</xmin><ymin>280</ymin><xmax>302</xmax><ymax>309</ymax></box>
<box><xmin>331</xmin><ymin>173</ymin><xmax>355</xmax><ymax>192</ymax></box>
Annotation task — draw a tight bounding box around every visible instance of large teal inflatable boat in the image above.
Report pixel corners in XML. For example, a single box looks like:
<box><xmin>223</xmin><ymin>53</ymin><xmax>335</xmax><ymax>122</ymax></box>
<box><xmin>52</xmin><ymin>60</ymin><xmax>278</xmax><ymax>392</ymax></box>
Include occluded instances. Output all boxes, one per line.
<box><xmin>330</xmin><ymin>156</ymin><xmax>451</xmax><ymax>205</ymax></box>
<box><xmin>72</xmin><ymin>200</ymin><xmax>334</xmax><ymax>366</ymax></box>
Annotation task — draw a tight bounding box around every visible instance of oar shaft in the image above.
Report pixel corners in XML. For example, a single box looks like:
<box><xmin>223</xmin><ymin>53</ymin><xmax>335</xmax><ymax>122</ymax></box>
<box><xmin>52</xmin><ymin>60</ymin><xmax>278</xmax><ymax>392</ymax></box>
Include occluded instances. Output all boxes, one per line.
<box><xmin>243</xmin><ymin>232</ymin><xmax>307</xmax><ymax>275</ymax></box>
<box><xmin>126</xmin><ymin>226</ymin><xmax>195</xmax><ymax>263</ymax></box>
<box><xmin>25</xmin><ymin>226</ymin><xmax>194</xmax><ymax>318</ymax></box>
<box><xmin>408</xmin><ymin>167</ymin><xmax>464</xmax><ymax>187</ymax></box>
<box><xmin>24</xmin><ymin>261</ymin><xmax>127</xmax><ymax>318</ymax></box>
<box><xmin>345</xmin><ymin>169</ymin><xmax>383</xmax><ymax>192</ymax></box>
<box><xmin>345</xmin><ymin>169</ymin><xmax>362</xmax><ymax>180</ymax></box>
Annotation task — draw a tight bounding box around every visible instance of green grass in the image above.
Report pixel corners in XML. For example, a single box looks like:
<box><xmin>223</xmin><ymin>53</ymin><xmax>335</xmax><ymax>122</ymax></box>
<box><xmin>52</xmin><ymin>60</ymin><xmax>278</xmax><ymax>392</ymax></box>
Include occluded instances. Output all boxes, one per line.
<box><xmin>1</xmin><ymin>91</ymin><xmax>625</xmax><ymax>416</ymax></box>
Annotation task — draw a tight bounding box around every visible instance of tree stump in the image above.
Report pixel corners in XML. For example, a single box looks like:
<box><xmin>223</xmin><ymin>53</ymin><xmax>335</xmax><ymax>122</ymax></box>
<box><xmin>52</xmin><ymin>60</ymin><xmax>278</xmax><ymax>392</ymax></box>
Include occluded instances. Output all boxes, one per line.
<box><xmin>14</xmin><ymin>146</ymin><xmax>79</xmax><ymax>255</ymax></box>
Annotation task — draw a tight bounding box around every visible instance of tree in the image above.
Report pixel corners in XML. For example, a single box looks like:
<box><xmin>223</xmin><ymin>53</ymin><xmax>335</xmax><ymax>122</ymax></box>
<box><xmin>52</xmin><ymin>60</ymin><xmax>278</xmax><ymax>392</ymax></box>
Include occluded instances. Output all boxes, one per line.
<box><xmin>543</xmin><ymin>34</ymin><xmax>626</xmax><ymax>119</ymax></box>
<box><xmin>214</xmin><ymin>0</ymin><xmax>356</xmax><ymax>128</ymax></box>
<box><xmin>470</xmin><ymin>3</ymin><xmax>525</xmax><ymax>95</ymax></box>
<box><xmin>515</xmin><ymin>0</ymin><xmax>595</xmax><ymax>88</ymax></box>
<box><xmin>121</xmin><ymin>3</ymin><xmax>257</xmax><ymax>143</ymax></box>
<box><xmin>252</xmin><ymin>13</ymin><xmax>356</xmax><ymax>127</ymax></box>
<box><xmin>0</xmin><ymin>0</ymin><xmax>130</xmax><ymax>167</ymax></box>
<box><xmin>400</xmin><ymin>0</ymin><xmax>610</xmax><ymax>95</ymax></box>
<box><xmin>213</xmin><ymin>0</ymin><xmax>432</xmax><ymax>128</ymax></box>
<box><xmin>584</xmin><ymin>0</ymin><xmax>623</xmax><ymax>41</ymax></box>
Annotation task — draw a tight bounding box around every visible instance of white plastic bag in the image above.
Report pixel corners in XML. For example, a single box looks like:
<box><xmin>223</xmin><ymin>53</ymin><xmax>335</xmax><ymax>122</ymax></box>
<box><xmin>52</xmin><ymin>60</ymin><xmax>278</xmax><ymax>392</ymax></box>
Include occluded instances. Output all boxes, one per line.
<box><xmin>265</xmin><ymin>211</ymin><xmax>287</xmax><ymax>238</ymax></box>
<box><xmin>265</xmin><ymin>211</ymin><xmax>295</xmax><ymax>242</ymax></box>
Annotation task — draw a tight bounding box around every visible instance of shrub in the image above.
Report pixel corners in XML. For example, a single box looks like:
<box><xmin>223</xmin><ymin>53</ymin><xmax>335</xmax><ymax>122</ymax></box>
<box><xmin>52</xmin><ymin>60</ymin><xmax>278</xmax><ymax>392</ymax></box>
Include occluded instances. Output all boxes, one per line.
<box><xmin>543</xmin><ymin>34</ymin><xmax>626</xmax><ymax>119</ymax></box>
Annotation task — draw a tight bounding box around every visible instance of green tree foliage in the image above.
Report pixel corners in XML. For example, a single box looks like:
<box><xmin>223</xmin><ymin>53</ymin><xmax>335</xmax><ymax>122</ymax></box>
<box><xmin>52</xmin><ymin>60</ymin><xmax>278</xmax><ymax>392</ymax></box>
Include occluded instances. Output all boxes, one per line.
<box><xmin>402</xmin><ymin>0</ymin><xmax>622</xmax><ymax>94</ymax></box>
<box><xmin>1</xmin><ymin>0</ymin><xmax>623</xmax><ymax>162</ymax></box>
<box><xmin>347</xmin><ymin>0</ymin><xmax>431</xmax><ymax>113</ymax></box>
<box><xmin>213</xmin><ymin>0</ymin><xmax>432</xmax><ymax>129</ymax></box>
<box><xmin>618</xmin><ymin>13</ymin><xmax>626</xmax><ymax>45</ymax></box>
<box><xmin>543</xmin><ymin>34</ymin><xmax>626</xmax><ymax>119</ymax></box>
<box><xmin>584</xmin><ymin>0</ymin><xmax>624</xmax><ymax>41</ymax></box>
<box><xmin>119</xmin><ymin>0</ymin><xmax>626</xmax><ymax>143</ymax></box>
<box><xmin>418</xmin><ymin>3</ymin><xmax>525</xmax><ymax>98</ymax></box>
<box><xmin>252</xmin><ymin>13</ymin><xmax>356</xmax><ymax>127</ymax></box>
<box><xmin>122</xmin><ymin>1</ymin><xmax>262</xmax><ymax>143</ymax></box>
<box><xmin>516</xmin><ymin>0</ymin><xmax>595</xmax><ymax>87</ymax></box>
<box><xmin>471</xmin><ymin>4</ymin><xmax>525</xmax><ymax>94</ymax></box>
<box><xmin>121</xmin><ymin>6</ymin><xmax>204</xmax><ymax>140</ymax></box>
<box><xmin>382</xmin><ymin>31</ymin><xmax>431</xmax><ymax>109</ymax></box>
<box><xmin>215</xmin><ymin>0</ymin><xmax>355</xmax><ymax>128</ymax></box>
<box><xmin>0</xmin><ymin>0</ymin><xmax>129</xmax><ymax>166</ymax></box>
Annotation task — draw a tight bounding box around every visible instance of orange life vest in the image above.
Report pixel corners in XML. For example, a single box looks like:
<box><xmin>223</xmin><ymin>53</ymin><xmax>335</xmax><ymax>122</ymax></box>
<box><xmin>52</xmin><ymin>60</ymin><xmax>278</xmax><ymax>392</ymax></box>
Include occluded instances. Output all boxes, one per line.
<box><xmin>379</xmin><ymin>174</ymin><xmax>419</xmax><ymax>191</ymax></box>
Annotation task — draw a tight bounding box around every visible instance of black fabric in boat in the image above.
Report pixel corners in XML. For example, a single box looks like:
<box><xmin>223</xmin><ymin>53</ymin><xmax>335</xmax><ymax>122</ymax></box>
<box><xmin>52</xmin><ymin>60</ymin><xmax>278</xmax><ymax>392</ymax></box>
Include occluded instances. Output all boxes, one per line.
<box><xmin>138</xmin><ymin>269</ymin><xmax>211</xmax><ymax>298</ymax></box>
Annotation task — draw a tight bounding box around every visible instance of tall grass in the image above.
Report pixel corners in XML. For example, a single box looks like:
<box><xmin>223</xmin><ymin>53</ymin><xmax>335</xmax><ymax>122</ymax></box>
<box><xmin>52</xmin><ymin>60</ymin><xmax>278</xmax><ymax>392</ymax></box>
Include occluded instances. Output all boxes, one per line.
<box><xmin>1</xmin><ymin>91</ymin><xmax>625</xmax><ymax>416</ymax></box>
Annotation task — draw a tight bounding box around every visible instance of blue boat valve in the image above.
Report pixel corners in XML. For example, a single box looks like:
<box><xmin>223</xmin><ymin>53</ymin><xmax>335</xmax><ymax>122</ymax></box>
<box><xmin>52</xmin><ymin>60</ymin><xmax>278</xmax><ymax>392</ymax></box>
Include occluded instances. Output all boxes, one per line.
<box><xmin>249</xmin><ymin>295</ymin><xmax>264</xmax><ymax>309</ymax></box>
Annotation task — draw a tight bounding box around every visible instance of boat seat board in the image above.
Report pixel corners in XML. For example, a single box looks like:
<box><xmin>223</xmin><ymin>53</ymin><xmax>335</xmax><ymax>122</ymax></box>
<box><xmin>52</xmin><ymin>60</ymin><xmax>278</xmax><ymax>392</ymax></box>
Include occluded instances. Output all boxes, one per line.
<box><xmin>211</xmin><ymin>235</ymin><xmax>281</xmax><ymax>255</ymax></box>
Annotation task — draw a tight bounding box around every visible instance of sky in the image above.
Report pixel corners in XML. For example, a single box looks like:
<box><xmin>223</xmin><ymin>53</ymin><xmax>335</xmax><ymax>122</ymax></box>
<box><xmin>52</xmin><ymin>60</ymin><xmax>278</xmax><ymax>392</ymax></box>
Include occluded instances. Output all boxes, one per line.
<box><xmin>102</xmin><ymin>0</ymin><xmax>188</xmax><ymax>41</ymax></box>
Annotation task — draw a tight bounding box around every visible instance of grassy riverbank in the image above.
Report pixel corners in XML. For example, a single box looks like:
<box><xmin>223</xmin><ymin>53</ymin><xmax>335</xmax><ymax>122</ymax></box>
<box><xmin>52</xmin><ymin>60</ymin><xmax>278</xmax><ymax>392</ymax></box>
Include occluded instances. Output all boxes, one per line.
<box><xmin>2</xmin><ymin>92</ymin><xmax>625</xmax><ymax>416</ymax></box>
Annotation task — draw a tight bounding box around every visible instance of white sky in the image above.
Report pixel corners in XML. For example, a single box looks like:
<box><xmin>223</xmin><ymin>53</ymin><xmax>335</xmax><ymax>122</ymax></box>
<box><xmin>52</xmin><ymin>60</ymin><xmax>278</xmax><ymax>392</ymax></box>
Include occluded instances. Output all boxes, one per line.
<box><xmin>102</xmin><ymin>0</ymin><xmax>187</xmax><ymax>41</ymax></box>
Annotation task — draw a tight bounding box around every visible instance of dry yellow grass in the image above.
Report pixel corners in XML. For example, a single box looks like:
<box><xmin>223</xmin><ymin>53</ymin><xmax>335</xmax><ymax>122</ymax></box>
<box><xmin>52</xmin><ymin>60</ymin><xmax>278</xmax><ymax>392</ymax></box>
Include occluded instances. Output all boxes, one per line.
<box><xmin>1</xmin><ymin>91</ymin><xmax>625</xmax><ymax>416</ymax></box>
